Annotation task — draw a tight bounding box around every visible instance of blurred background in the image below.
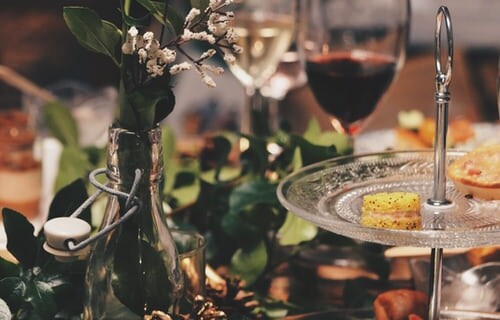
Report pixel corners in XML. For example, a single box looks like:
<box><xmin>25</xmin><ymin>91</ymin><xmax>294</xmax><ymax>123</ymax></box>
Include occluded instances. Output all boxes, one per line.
<box><xmin>0</xmin><ymin>0</ymin><xmax>498</xmax><ymax>134</ymax></box>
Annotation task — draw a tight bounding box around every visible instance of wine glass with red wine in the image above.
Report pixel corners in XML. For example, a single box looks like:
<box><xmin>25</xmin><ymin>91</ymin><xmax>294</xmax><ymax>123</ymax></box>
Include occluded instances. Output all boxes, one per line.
<box><xmin>300</xmin><ymin>0</ymin><xmax>410</xmax><ymax>135</ymax></box>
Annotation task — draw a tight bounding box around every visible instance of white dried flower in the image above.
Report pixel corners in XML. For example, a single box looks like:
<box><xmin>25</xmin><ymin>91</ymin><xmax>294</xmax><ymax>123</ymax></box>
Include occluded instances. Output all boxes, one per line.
<box><xmin>201</xmin><ymin>64</ymin><xmax>224</xmax><ymax>75</ymax></box>
<box><xmin>208</xmin><ymin>12</ymin><xmax>232</xmax><ymax>37</ymax></box>
<box><xmin>136</xmin><ymin>34</ymin><xmax>144</xmax><ymax>48</ymax></box>
<box><xmin>138</xmin><ymin>48</ymin><xmax>148</xmax><ymax>63</ymax></box>
<box><xmin>232</xmin><ymin>44</ymin><xmax>243</xmax><ymax>54</ymax></box>
<box><xmin>200</xmin><ymin>49</ymin><xmax>216</xmax><ymax>60</ymax></box>
<box><xmin>147</xmin><ymin>39</ymin><xmax>161</xmax><ymax>58</ymax></box>
<box><xmin>201</xmin><ymin>72</ymin><xmax>216</xmax><ymax>87</ymax></box>
<box><xmin>224</xmin><ymin>28</ymin><xmax>238</xmax><ymax>43</ymax></box>
<box><xmin>209</xmin><ymin>0</ymin><xmax>233</xmax><ymax>10</ymax></box>
<box><xmin>122</xmin><ymin>26</ymin><xmax>138</xmax><ymax>54</ymax></box>
<box><xmin>128</xmin><ymin>26</ymin><xmax>139</xmax><ymax>37</ymax></box>
<box><xmin>169</xmin><ymin>62</ymin><xmax>192</xmax><ymax>75</ymax></box>
<box><xmin>224</xmin><ymin>53</ymin><xmax>236</xmax><ymax>64</ymax></box>
<box><xmin>146</xmin><ymin>60</ymin><xmax>165</xmax><ymax>77</ymax></box>
<box><xmin>185</xmin><ymin>8</ymin><xmax>201</xmax><ymax>26</ymax></box>
<box><xmin>160</xmin><ymin>48</ymin><xmax>176</xmax><ymax>64</ymax></box>
<box><xmin>143</xmin><ymin>31</ymin><xmax>154</xmax><ymax>42</ymax></box>
<box><xmin>122</xmin><ymin>42</ymin><xmax>134</xmax><ymax>55</ymax></box>
<box><xmin>180</xmin><ymin>29</ymin><xmax>194</xmax><ymax>42</ymax></box>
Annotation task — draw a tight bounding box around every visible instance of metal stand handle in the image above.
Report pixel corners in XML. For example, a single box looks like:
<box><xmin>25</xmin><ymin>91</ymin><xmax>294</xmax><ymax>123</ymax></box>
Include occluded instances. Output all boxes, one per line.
<box><xmin>427</xmin><ymin>6</ymin><xmax>453</xmax><ymax>320</ymax></box>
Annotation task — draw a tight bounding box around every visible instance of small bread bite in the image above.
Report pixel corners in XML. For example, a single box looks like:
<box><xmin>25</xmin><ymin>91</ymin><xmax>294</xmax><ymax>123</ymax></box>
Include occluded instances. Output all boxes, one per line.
<box><xmin>447</xmin><ymin>143</ymin><xmax>500</xmax><ymax>200</ymax></box>
<box><xmin>361</xmin><ymin>192</ymin><xmax>421</xmax><ymax>230</ymax></box>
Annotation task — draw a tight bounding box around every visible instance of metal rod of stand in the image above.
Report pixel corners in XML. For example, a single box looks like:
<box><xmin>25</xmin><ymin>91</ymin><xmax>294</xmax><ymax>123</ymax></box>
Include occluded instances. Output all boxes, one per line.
<box><xmin>427</xmin><ymin>6</ymin><xmax>453</xmax><ymax>320</ymax></box>
<box><xmin>428</xmin><ymin>248</ymin><xmax>444</xmax><ymax>320</ymax></box>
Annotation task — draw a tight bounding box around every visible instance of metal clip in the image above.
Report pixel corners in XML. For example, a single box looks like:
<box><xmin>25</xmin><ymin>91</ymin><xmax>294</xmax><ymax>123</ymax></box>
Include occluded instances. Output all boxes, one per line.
<box><xmin>43</xmin><ymin>168</ymin><xmax>143</xmax><ymax>261</ymax></box>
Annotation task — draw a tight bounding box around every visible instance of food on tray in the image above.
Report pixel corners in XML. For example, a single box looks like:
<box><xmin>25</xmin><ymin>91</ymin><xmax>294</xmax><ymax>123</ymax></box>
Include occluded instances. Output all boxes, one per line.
<box><xmin>466</xmin><ymin>245</ymin><xmax>500</xmax><ymax>266</ymax></box>
<box><xmin>394</xmin><ymin>110</ymin><xmax>475</xmax><ymax>150</ymax></box>
<box><xmin>373</xmin><ymin>289</ymin><xmax>428</xmax><ymax>320</ymax></box>
<box><xmin>0</xmin><ymin>110</ymin><xmax>42</xmax><ymax>219</ymax></box>
<box><xmin>447</xmin><ymin>143</ymin><xmax>500</xmax><ymax>200</ymax></box>
<box><xmin>361</xmin><ymin>192</ymin><xmax>421</xmax><ymax>230</ymax></box>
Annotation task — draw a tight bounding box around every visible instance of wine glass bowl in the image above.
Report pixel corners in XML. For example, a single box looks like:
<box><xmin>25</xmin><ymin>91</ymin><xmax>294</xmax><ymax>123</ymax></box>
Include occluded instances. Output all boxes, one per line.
<box><xmin>300</xmin><ymin>0</ymin><xmax>410</xmax><ymax>135</ymax></box>
<box><xmin>226</xmin><ymin>0</ymin><xmax>295</xmax><ymax>135</ymax></box>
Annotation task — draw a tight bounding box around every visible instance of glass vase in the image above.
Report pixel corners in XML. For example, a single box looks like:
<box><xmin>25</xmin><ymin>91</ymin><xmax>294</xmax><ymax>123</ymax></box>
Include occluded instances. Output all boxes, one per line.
<box><xmin>83</xmin><ymin>124</ymin><xmax>184</xmax><ymax>319</ymax></box>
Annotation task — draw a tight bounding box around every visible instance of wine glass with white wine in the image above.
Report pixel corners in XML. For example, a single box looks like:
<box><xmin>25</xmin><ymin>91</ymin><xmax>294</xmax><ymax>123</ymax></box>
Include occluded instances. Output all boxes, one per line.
<box><xmin>226</xmin><ymin>0</ymin><xmax>295</xmax><ymax>135</ymax></box>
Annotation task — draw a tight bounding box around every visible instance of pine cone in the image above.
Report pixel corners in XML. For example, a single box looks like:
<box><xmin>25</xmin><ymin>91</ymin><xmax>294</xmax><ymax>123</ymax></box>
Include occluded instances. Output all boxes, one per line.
<box><xmin>206</xmin><ymin>277</ymin><xmax>260</xmax><ymax>318</ymax></box>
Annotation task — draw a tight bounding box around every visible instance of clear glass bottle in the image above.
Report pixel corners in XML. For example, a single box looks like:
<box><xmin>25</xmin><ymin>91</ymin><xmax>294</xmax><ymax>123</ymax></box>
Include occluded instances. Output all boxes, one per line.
<box><xmin>84</xmin><ymin>125</ymin><xmax>184</xmax><ymax>319</ymax></box>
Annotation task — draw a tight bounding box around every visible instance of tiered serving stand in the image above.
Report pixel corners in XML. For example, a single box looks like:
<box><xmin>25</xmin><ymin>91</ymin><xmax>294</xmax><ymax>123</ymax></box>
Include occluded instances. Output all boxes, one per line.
<box><xmin>277</xmin><ymin>7</ymin><xmax>500</xmax><ymax>320</ymax></box>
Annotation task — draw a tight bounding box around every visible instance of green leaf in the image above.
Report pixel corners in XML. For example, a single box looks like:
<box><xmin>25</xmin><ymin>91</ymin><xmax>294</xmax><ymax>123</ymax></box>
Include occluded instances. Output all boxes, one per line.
<box><xmin>0</xmin><ymin>258</ymin><xmax>19</xmax><ymax>278</ymax></box>
<box><xmin>55</xmin><ymin>146</ymin><xmax>91</xmax><ymax>192</ymax></box>
<box><xmin>136</xmin><ymin>0</ymin><xmax>164</xmax><ymax>24</ymax></box>
<box><xmin>230</xmin><ymin>240</ymin><xmax>267</xmax><ymax>286</ymax></box>
<box><xmin>0</xmin><ymin>277</ymin><xmax>26</xmax><ymax>312</ymax></box>
<box><xmin>42</xmin><ymin>101</ymin><xmax>78</xmax><ymax>146</ymax></box>
<box><xmin>48</xmin><ymin>179</ymin><xmax>91</xmax><ymax>223</ymax></box>
<box><xmin>25</xmin><ymin>280</ymin><xmax>57</xmax><ymax>319</ymax></box>
<box><xmin>312</xmin><ymin>132</ymin><xmax>353</xmax><ymax>155</ymax></box>
<box><xmin>301</xmin><ymin>118</ymin><xmax>353</xmax><ymax>155</ymax></box>
<box><xmin>199</xmin><ymin>167</ymin><xmax>240</xmax><ymax>184</ymax></box>
<box><xmin>277</xmin><ymin>212</ymin><xmax>317</xmax><ymax>246</ymax></box>
<box><xmin>292</xmin><ymin>136</ymin><xmax>339</xmax><ymax>166</ymax></box>
<box><xmin>63</xmin><ymin>7</ymin><xmax>121</xmax><ymax>65</ymax></box>
<box><xmin>302</xmin><ymin>117</ymin><xmax>322</xmax><ymax>141</ymax></box>
<box><xmin>2</xmin><ymin>209</ymin><xmax>37</xmax><ymax>269</ymax></box>
<box><xmin>170</xmin><ymin>182</ymin><xmax>200</xmax><ymax>208</ymax></box>
<box><xmin>229</xmin><ymin>179</ymin><xmax>279</xmax><ymax>214</ymax></box>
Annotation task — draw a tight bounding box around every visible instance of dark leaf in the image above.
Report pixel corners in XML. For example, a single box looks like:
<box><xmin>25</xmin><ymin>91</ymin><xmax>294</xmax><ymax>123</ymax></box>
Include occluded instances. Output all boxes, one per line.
<box><xmin>25</xmin><ymin>280</ymin><xmax>57</xmax><ymax>319</ymax></box>
<box><xmin>240</xmin><ymin>135</ymin><xmax>268</xmax><ymax>175</ymax></box>
<box><xmin>229</xmin><ymin>179</ymin><xmax>279</xmax><ymax>214</ymax></box>
<box><xmin>0</xmin><ymin>277</ymin><xmax>26</xmax><ymax>311</ymax></box>
<box><xmin>43</xmin><ymin>101</ymin><xmax>79</xmax><ymax>147</ymax></box>
<box><xmin>153</xmin><ymin>87</ymin><xmax>175</xmax><ymax>124</ymax></box>
<box><xmin>2</xmin><ymin>209</ymin><xmax>37</xmax><ymax>269</ymax></box>
<box><xmin>48</xmin><ymin>179</ymin><xmax>91</xmax><ymax>224</ymax></box>
<box><xmin>292</xmin><ymin>135</ymin><xmax>339</xmax><ymax>166</ymax></box>
<box><xmin>190</xmin><ymin>0</ymin><xmax>210</xmax><ymax>12</ymax></box>
<box><xmin>211</xmin><ymin>136</ymin><xmax>232</xmax><ymax>181</ymax></box>
<box><xmin>63</xmin><ymin>7</ymin><xmax>120</xmax><ymax>64</ymax></box>
<box><xmin>220</xmin><ymin>212</ymin><xmax>260</xmax><ymax>246</ymax></box>
<box><xmin>0</xmin><ymin>258</ymin><xmax>20</xmax><ymax>278</ymax></box>
<box><xmin>112</xmin><ymin>231</ymin><xmax>173</xmax><ymax>315</ymax></box>
<box><xmin>122</xmin><ymin>10</ymin><xmax>152</xmax><ymax>28</ymax></box>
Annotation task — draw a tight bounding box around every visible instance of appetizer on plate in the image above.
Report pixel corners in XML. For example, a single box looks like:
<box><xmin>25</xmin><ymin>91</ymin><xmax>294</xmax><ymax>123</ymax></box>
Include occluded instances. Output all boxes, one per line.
<box><xmin>447</xmin><ymin>143</ymin><xmax>500</xmax><ymax>200</ymax></box>
<box><xmin>395</xmin><ymin>110</ymin><xmax>475</xmax><ymax>150</ymax></box>
<box><xmin>361</xmin><ymin>192</ymin><xmax>422</xmax><ymax>230</ymax></box>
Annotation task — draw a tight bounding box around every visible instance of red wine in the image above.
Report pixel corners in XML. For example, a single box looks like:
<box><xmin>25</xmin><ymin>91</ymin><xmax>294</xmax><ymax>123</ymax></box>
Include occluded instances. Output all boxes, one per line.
<box><xmin>306</xmin><ymin>51</ymin><xmax>396</xmax><ymax>125</ymax></box>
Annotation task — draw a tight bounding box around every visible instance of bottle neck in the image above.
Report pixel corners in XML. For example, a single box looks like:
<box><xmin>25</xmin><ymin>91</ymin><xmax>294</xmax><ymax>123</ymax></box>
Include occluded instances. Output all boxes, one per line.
<box><xmin>106</xmin><ymin>125</ymin><xmax>163</xmax><ymax>188</ymax></box>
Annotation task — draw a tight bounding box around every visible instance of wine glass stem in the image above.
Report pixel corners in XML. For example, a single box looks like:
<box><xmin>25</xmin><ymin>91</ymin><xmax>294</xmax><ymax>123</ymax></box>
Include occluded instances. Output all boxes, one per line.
<box><xmin>242</xmin><ymin>87</ymin><xmax>277</xmax><ymax>136</ymax></box>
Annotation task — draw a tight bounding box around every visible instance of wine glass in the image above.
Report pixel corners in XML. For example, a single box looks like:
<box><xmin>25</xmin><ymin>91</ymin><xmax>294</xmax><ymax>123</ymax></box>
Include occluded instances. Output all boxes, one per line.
<box><xmin>227</xmin><ymin>0</ymin><xmax>295</xmax><ymax>135</ymax></box>
<box><xmin>299</xmin><ymin>0</ymin><xmax>410</xmax><ymax>135</ymax></box>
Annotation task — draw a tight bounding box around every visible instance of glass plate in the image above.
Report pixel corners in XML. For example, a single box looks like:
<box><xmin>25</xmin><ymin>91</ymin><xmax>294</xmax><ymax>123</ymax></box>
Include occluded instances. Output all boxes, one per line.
<box><xmin>277</xmin><ymin>150</ymin><xmax>500</xmax><ymax>248</ymax></box>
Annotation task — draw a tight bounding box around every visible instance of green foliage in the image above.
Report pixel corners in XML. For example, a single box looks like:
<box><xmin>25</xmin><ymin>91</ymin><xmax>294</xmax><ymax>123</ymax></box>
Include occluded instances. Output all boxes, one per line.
<box><xmin>63</xmin><ymin>7</ymin><xmax>121</xmax><ymax>66</ymax></box>
<box><xmin>0</xmin><ymin>180</ymin><xmax>90</xmax><ymax>319</ymax></box>
<box><xmin>42</xmin><ymin>101</ymin><xmax>79</xmax><ymax>147</ymax></box>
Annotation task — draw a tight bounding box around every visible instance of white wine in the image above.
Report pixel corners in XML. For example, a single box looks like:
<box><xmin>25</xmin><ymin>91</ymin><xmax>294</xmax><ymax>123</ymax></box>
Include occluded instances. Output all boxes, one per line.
<box><xmin>229</xmin><ymin>14</ymin><xmax>293</xmax><ymax>89</ymax></box>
